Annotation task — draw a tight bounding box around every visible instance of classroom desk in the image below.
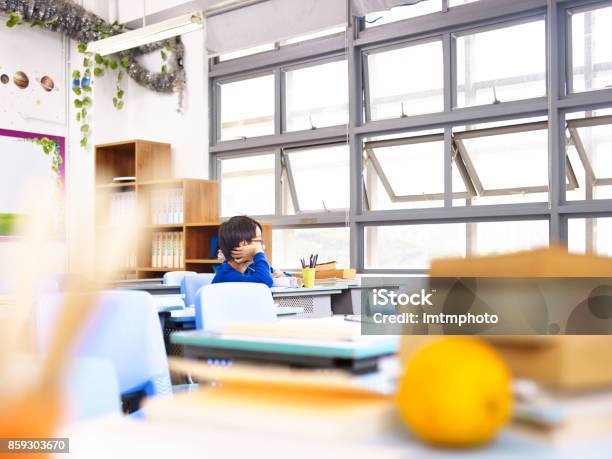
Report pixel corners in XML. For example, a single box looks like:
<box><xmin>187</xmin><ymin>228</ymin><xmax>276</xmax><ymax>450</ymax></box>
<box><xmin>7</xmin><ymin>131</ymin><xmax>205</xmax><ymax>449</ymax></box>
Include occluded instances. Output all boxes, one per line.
<box><xmin>170</xmin><ymin>320</ymin><xmax>397</xmax><ymax>374</ymax></box>
<box><xmin>58</xmin><ymin>406</ymin><xmax>612</xmax><ymax>459</ymax></box>
<box><xmin>271</xmin><ymin>286</ymin><xmax>343</xmax><ymax>318</ymax></box>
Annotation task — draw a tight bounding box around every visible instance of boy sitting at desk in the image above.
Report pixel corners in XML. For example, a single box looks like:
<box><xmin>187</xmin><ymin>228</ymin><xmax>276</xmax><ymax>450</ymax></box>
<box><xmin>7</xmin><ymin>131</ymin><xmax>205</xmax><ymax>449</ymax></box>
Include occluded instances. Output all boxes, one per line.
<box><xmin>212</xmin><ymin>216</ymin><xmax>283</xmax><ymax>288</ymax></box>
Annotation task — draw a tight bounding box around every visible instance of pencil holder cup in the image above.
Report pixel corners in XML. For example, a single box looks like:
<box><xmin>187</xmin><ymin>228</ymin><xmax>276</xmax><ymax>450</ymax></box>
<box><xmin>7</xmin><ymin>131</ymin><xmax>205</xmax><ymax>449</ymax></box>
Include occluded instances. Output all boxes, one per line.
<box><xmin>302</xmin><ymin>268</ymin><xmax>316</xmax><ymax>288</ymax></box>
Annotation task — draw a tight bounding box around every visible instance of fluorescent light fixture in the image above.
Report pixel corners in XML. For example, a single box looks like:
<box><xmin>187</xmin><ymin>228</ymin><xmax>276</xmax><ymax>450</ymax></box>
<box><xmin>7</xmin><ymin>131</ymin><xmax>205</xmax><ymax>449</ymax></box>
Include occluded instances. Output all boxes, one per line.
<box><xmin>87</xmin><ymin>11</ymin><xmax>203</xmax><ymax>56</ymax></box>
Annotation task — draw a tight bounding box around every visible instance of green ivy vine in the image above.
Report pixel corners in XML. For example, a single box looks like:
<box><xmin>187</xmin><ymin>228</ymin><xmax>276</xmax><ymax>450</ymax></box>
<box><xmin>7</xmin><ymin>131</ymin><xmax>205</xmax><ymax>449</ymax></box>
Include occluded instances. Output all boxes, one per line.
<box><xmin>5</xmin><ymin>12</ymin><xmax>174</xmax><ymax>149</ymax></box>
<box><xmin>29</xmin><ymin>137</ymin><xmax>62</xmax><ymax>187</ymax></box>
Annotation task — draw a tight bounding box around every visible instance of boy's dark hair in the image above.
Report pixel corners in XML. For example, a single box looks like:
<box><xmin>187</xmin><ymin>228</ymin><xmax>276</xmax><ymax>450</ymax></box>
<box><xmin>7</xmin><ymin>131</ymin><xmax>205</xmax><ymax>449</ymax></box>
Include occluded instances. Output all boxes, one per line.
<box><xmin>218</xmin><ymin>216</ymin><xmax>262</xmax><ymax>261</ymax></box>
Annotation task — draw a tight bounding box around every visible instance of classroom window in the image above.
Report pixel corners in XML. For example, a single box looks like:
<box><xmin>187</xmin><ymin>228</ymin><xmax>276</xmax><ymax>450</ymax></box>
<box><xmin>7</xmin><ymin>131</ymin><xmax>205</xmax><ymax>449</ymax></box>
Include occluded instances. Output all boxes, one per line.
<box><xmin>284</xmin><ymin>59</ymin><xmax>349</xmax><ymax>132</ymax></box>
<box><xmin>453</xmin><ymin>119</ymin><xmax>572</xmax><ymax>205</ymax></box>
<box><xmin>219</xmin><ymin>74</ymin><xmax>275</xmax><ymax>141</ymax></box>
<box><xmin>570</xmin><ymin>4</ymin><xmax>612</xmax><ymax>93</ymax></box>
<box><xmin>282</xmin><ymin>144</ymin><xmax>350</xmax><ymax>213</ymax></box>
<box><xmin>455</xmin><ymin>20</ymin><xmax>546</xmax><ymax>107</ymax></box>
<box><xmin>364</xmin><ymin>1</ymin><xmax>442</xmax><ymax>28</ymax></box>
<box><xmin>219</xmin><ymin>154</ymin><xmax>276</xmax><ymax>217</ymax></box>
<box><xmin>566</xmin><ymin>113</ymin><xmax>612</xmax><ymax>201</ymax></box>
<box><xmin>568</xmin><ymin>217</ymin><xmax>612</xmax><ymax>257</ymax></box>
<box><xmin>363</xmin><ymin>130</ymin><xmax>469</xmax><ymax>211</ymax></box>
<box><xmin>364</xmin><ymin>220</ymin><xmax>549</xmax><ymax>270</ymax></box>
<box><xmin>365</xmin><ymin>39</ymin><xmax>444</xmax><ymax>121</ymax></box>
<box><xmin>272</xmin><ymin>227</ymin><xmax>350</xmax><ymax>270</ymax></box>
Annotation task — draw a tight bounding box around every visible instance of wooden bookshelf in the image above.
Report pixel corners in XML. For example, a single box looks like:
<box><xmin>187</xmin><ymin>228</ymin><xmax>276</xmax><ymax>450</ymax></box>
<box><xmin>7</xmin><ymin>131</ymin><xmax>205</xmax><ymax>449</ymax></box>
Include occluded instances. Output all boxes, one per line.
<box><xmin>95</xmin><ymin>139</ymin><xmax>273</xmax><ymax>280</ymax></box>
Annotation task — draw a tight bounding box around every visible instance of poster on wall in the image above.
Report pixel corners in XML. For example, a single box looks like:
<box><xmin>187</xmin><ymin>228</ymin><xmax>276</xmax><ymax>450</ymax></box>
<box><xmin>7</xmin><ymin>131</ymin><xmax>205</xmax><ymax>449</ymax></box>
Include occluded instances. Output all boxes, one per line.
<box><xmin>0</xmin><ymin>129</ymin><xmax>65</xmax><ymax>238</ymax></box>
<box><xmin>0</xmin><ymin>25</ymin><xmax>66</xmax><ymax>127</ymax></box>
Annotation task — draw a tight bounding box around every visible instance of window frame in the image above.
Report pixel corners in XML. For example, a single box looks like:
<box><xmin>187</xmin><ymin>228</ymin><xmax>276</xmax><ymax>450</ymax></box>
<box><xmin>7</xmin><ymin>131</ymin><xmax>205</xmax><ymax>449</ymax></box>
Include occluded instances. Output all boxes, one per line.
<box><xmin>280</xmin><ymin>54</ymin><xmax>349</xmax><ymax>133</ymax></box>
<box><xmin>566</xmin><ymin>1</ymin><xmax>612</xmax><ymax>95</ymax></box>
<box><xmin>362</xmin><ymin>35</ymin><xmax>445</xmax><ymax>123</ymax></box>
<box><xmin>452</xmin><ymin>15</ymin><xmax>548</xmax><ymax>109</ymax></box>
<box><xmin>214</xmin><ymin>69</ymin><xmax>278</xmax><ymax>144</ymax></box>
<box><xmin>208</xmin><ymin>0</ymin><xmax>612</xmax><ymax>274</ymax></box>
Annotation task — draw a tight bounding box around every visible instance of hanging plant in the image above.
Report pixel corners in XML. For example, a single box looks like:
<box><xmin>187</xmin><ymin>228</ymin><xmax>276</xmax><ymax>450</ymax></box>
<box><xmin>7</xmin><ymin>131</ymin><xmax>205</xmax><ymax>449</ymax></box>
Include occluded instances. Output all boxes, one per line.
<box><xmin>28</xmin><ymin>136</ymin><xmax>63</xmax><ymax>187</ymax></box>
<box><xmin>1</xmin><ymin>0</ymin><xmax>186</xmax><ymax>148</ymax></box>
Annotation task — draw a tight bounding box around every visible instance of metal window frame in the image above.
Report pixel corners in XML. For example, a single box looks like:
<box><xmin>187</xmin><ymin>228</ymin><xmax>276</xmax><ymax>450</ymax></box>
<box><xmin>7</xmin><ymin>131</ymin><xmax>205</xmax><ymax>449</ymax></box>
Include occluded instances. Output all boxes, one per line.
<box><xmin>362</xmin><ymin>35</ymin><xmax>445</xmax><ymax>123</ymax></box>
<box><xmin>452</xmin><ymin>14</ymin><xmax>548</xmax><ymax>109</ymax></box>
<box><xmin>281</xmin><ymin>142</ymin><xmax>351</xmax><ymax>214</ymax></box>
<box><xmin>567</xmin><ymin>114</ymin><xmax>612</xmax><ymax>185</ymax></box>
<box><xmin>207</xmin><ymin>0</ymin><xmax>612</xmax><ymax>274</ymax></box>
<box><xmin>213</xmin><ymin>70</ymin><xmax>277</xmax><ymax>144</ymax></box>
<box><xmin>216</xmin><ymin>149</ymin><xmax>279</xmax><ymax>220</ymax></box>
<box><xmin>363</xmin><ymin>133</ymin><xmax>472</xmax><ymax>202</ymax></box>
<box><xmin>454</xmin><ymin>120</ymin><xmax>579</xmax><ymax>196</ymax></box>
<box><xmin>280</xmin><ymin>54</ymin><xmax>349</xmax><ymax>133</ymax></box>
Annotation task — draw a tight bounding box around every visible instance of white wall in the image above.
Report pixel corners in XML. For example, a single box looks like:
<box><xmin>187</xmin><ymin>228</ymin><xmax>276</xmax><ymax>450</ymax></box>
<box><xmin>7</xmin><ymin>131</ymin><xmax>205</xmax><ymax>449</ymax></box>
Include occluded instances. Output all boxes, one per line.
<box><xmin>123</xmin><ymin>29</ymin><xmax>208</xmax><ymax>178</ymax></box>
<box><xmin>0</xmin><ymin>23</ymin><xmax>67</xmax><ymax>269</ymax></box>
<box><xmin>0</xmin><ymin>2</ymin><xmax>210</xmax><ymax>274</ymax></box>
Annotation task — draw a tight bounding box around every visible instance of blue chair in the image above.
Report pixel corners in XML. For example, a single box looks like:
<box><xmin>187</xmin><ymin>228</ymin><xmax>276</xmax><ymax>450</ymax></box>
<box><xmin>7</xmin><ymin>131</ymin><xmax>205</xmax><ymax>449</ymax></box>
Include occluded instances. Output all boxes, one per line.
<box><xmin>37</xmin><ymin>290</ymin><xmax>172</xmax><ymax>403</ymax></box>
<box><xmin>181</xmin><ymin>273</ymin><xmax>215</xmax><ymax>308</ymax></box>
<box><xmin>65</xmin><ymin>357</ymin><xmax>121</xmax><ymax>420</ymax></box>
<box><xmin>195</xmin><ymin>282</ymin><xmax>276</xmax><ymax>331</ymax></box>
<box><xmin>163</xmin><ymin>270</ymin><xmax>196</xmax><ymax>286</ymax></box>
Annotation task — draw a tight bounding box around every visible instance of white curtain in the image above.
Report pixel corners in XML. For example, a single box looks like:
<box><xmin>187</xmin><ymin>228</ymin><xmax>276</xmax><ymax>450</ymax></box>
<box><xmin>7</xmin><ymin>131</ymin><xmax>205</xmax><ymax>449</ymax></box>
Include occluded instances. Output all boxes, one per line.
<box><xmin>206</xmin><ymin>0</ymin><xmax>347</xmax><ymax>56</ymax></box>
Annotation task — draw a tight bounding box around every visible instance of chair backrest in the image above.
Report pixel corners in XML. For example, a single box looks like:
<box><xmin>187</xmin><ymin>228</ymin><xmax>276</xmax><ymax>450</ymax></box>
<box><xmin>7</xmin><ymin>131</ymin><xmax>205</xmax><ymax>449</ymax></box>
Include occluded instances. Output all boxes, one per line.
<box><xmin>181</xmin><ymin>273</ymin><xmax>215</xmax><ymax>307</ymax></box>
<box><xmin>195</xmin><ymin>282</ymin><xmax>276</xmax><ymax>331</ymax></box>
<box><xmin>66</xmin><ymin>357</ymin><xmax>121</xmax><ymax>420</ymax></box>
<box><xmin>163</xmin><ymin>270</ymin><xmax>196</xmax><ymax>286</ymax></box>
<box><xmin>37</xmin><ymin>290</ymin><xmax>172</xmax><ymax>398</ymax></box>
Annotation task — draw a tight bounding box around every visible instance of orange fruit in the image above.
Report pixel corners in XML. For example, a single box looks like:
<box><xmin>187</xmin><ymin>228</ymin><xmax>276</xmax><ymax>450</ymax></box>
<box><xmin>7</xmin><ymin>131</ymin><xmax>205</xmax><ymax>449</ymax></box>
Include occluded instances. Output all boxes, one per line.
<box><xmin>396</xmin><ymin>337</ymin><xmax>512</xmax><ymax>447</ymax></box>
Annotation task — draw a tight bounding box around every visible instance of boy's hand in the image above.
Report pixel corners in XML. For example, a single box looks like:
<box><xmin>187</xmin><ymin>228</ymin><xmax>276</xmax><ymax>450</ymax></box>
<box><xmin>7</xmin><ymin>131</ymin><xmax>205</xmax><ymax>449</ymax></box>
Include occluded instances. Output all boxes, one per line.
<box><xmin>231</xmin><ymin>243</ymin><xmax>263</xmax><ymax>263</ymax></box>
<box><xmin>272</xmin><ymin>270</ymin><xmax>284</xmax><ymax>278</ymax></box>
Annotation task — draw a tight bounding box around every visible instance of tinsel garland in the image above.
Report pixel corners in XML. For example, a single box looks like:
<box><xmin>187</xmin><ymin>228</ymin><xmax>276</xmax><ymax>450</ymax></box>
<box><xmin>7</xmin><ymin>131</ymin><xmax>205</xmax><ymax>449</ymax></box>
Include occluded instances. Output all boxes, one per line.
<box><xmin>0</xmin><ymin>0</ymin><xmax>185</xmax><ymax>94</ymax></box>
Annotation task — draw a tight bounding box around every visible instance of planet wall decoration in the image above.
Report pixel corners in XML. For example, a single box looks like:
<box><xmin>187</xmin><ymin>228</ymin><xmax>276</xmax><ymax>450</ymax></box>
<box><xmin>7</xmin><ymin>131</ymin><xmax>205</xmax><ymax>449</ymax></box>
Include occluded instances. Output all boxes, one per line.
<box><xmin>39</xmin><ymin>75</ymin><xmax>54</xmax><ymax>92</ymax></box>
<box><xmin>0</xmin><ymin>74</ymin><xmax>8</xmax><ymax>84</ymax></box>
<box><xmin>13</xmin><ymin>70</ymin><xmax>29</xmax><ymax>89</ymax></box>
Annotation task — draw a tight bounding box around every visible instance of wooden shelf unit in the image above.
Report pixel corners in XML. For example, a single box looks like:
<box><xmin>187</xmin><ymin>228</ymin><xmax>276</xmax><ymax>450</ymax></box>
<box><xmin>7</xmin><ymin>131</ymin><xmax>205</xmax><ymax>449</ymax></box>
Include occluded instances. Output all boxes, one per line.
<box><xmin>94</xmin><ymin>140</ymin><xmax>226</xmax><ymax>280</ymax></box>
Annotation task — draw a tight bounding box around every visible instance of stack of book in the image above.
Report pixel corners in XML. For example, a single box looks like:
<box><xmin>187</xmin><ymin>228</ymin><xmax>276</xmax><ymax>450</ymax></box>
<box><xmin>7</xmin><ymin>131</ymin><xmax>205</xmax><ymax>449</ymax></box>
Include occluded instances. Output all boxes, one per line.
<box><xmin>109</xmin><ymin>191</ymin><xmax>136</xmax><ymax>226</ymax></box>
<box><xmin>151</xmin><ymin>188</ymin><xmax>183</xmax><ymax>225</ymax></box>
<box><xmin>151</xmin><ymin>232</ymin><xmax>184</xmax><ymax>269</ymax></box>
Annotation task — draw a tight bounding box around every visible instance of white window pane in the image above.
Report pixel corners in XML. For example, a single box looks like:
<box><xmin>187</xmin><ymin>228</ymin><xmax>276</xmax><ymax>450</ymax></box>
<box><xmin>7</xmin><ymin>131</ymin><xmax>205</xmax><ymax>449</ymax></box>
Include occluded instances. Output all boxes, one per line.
<box><xmin>571</xmin><ymin>5</ymin><xmax>612</xmax><ymax>93</ymax></box>
<box><xmin>460</xmin><ymin>129</ymin><xmax>548</xmax><ymax>190</ymax></box>
<box><xmin>365</xmin><ymin>220</ymin><xmax>549</xmax><ymax>269</ymax></box>
<box><xmin>285</xmin><ymin>60</ymin><xmax>348</xmax><ymax>132</ymax></box>
<box><xmin>367</xmin><ymin>40</ymin><xmax>444</xmax><ymax>120</ymax></box>
<box><xmin>285</xmin><ymin>144</ymin><xmax>349</xmax><ymax>212</ymax></box>
<box><xmin>472</xmin><ymin>220</ymin><xmax>549</xmax><ymax>256</ymax></box>
<box><xmin>220</xmin><ymin>154</ymin><xmax>275</xmax><ymax>216</ymax></box>
<box><xmin>456</xmin><ymin>21</ymin><xmax>546</xmax><ymax>107</ymax></box>
<box><xmin>365</xmin><ymin>224</ymin><xmax>466</xmax><ymax>270</ymax></box>
<box><xmin>272</xmin><ymin>227</ymin><xmax>350</xmax><ymax>269</ymax></box>
<box><xmin>569</xmin><ymin>217</ymin><xmax>612</xmax><ymax>257</ymax></box>
<box><xmin>365</xmin><ymin>1</ymin><xmax>442</xmax><ymax>27</ymax></box>
<box><xmin>220</xmin><ymin>75</ymin><xmax>275</xmax><ymax>141</ymax></box>
<box><xmin>576</xmin><ymin>125</ymin><xmax>612</xmax><ymax>179</ymax></box>
<box><xmin>364</xmin><ymin>135</ymin><xmax>467</xmax><ymax>210</ymax></box>
<box><xmin>567</xmin><ymin>115</ymin><xmax>612</xmax><ymax>202</ymax></box>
